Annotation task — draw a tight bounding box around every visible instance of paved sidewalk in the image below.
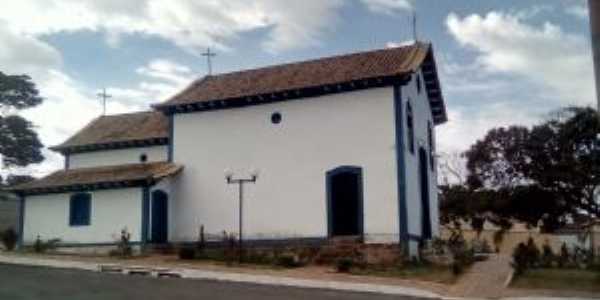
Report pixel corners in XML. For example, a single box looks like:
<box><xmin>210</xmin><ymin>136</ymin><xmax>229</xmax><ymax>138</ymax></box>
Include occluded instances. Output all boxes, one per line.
<box><xmin>0</xmin><ymin>254</ymin><xmax>441</xmax><ymax>299</ymax></box>
<box><xmin>448</xmin><ymin>254</ymin><xmax>513</xmax><ymax>298</ymax></box>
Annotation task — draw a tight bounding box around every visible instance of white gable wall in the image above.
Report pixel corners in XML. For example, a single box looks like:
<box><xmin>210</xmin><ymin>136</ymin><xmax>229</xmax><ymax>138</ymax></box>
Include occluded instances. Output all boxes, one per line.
<box><xmin>68</xmin><ymin>145</ymin><xmax>168</xmax><ymax>169</ymax></box>
<box><xmin>171</xmin><ymin>87</ymin><xmax>400</xmax><ymax>243</ymax></box>
<box><xmin>402</xmin><ymin>70</ymin><xmax>440</xmax><ymax>251</ymax></box>
<box><xmin>23</xmin><ymin>188</ymin><xmax>142</xmax><ymax>244</ymax></box>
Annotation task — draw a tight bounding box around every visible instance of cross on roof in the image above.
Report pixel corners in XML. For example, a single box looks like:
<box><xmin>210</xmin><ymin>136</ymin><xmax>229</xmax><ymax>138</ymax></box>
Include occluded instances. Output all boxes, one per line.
<box><xmin>97</xmin><ymin>88</ymin><xmax>112</xmax><ymax>116</ymax></box>
<box><xmin>202</xmin><ymin>47</ymin><xmax>217</xmax><ymax>75</ymax></box>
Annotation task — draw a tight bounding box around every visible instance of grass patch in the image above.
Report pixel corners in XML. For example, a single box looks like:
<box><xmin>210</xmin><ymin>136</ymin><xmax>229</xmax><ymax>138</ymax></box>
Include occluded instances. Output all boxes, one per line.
<box><xmin>351</xmin><ymin>264</ymin><xmax>459</xmax><ymax>285</ymax></box>
<box><xmin>511</xmin><ymin>268</ymin><xmax>600</xmax><ymax>293</ymax></box>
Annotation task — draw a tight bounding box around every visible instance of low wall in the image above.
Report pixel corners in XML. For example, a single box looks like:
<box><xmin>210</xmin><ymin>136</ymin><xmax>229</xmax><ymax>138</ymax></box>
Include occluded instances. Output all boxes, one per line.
<box><xmin>440</xmin><ymin>228</ymin><xmax>592</xmax><ymax>254</ymax></box>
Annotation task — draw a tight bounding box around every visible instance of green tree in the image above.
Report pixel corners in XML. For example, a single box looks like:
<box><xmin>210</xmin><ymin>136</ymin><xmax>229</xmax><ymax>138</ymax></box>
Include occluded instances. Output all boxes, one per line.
<box><xmin>460</xmin><ymin>107</ymin><xmax>600</xmax><ymax>229</ymax></box>
<box><xmin>0</xmin><ymin>72</ymin><xmax>44</xmax><ymax>186</ymax></box>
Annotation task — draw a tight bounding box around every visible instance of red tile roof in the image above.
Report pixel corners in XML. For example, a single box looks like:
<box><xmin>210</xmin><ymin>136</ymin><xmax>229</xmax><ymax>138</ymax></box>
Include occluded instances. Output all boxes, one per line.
<box><xmin>51</xmin><ymin>111</ymin><xmax>168</xmax><ymax>153</ymax></box>
<box><xmin>11</xmin><ymin>162</ymin><xmax>182</xmax><ymax>194</ymax></box>
<box><xmin>155</xmin><ymin>42</ymin><xmax>446</xmax><ymax>123</ymax></box>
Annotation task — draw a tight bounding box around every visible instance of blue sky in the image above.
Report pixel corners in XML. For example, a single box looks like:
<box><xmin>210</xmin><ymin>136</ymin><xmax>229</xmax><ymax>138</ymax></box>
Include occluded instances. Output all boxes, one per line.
<box><xmin>0</xmin><ymin>0</ymin><xmax>594</xmax><ymax>176</ymax></box>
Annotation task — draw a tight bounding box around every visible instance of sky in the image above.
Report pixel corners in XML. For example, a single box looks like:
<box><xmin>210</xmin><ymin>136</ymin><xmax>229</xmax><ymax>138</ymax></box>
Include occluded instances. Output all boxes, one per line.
<box><xmin>0</xmin><ymin>0</ymin><xmax>595</xmax><ymax>177</ymax></box>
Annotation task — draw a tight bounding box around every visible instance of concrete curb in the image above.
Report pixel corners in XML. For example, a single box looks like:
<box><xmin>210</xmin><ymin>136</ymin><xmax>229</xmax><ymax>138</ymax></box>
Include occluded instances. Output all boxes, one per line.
<box><xmin>0</xmin><ymin>255</ymin><xmax>440</xmax><ymax>299</ymax></box>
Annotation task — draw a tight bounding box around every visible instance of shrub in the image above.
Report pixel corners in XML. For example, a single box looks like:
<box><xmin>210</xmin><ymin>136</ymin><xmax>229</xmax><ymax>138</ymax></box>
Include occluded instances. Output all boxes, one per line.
<box><xmin>116</xmin><ymin>228</ymin><xmax>132</xmax><ymax>258</ymax></box>
<box><xmin>33</xmin><ymin>236</ymin><xmax>61</xmax><ymax>253</ymax></box>
<box><xmin>448</xmin><ymin>231</ymin><xmax>474</xmax><ymax>275</ymax></box>
<box><xmin>178</xmin><ymin>247</ymin><xmax>196</xmax><ymax>260</ymax></box>
<box><xmin>558</xmin><ymin>243</ymin><xmax>570</xmax><ymax>268</ymax></box>
<box><xmin>541</xmin><ymin>240</ymin><xmax>555</xmax><ymax>268</ymax></box>
<box><xmin>1</xmin><ymin>228</ymin><xmax>18</xmax><ymax>251</ymax></box>
<box><xmin>511</xmin><ymin>242</ymin><xmax>529</xmax><ymax>275</ymax></box>
<box><xmin>525</xmin><ymin>238</ymin><xmax>541</xmax><ymax>268</ymax></box>
<box><xmin>277</xmin><ymin>253</ymin><xmax>303</xmax><ymax>268</ymax></box>
<box><xmin>336</xmin><ymin>257</ymin><xmax>354</xmax><ymax>273</ymax></box>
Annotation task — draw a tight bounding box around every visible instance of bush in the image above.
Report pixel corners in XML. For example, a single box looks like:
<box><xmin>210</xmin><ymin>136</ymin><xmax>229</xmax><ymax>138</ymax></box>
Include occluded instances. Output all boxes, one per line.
<box><xmin>558</xmin><ymin>243</ymin><xmax>570</xmax><ymax>268</ymax></box>
<box><xmin>525</xmin><ymin>238</ymin><xmax>541</xmax><ymax>268</ymax></box>
<box><xmin>178</xmin><ymin>247</ymin><xmax>196</xmax><ymax>260</ymax></box>
<box><xmin>336</xmin><ymin>257</ymin><xmax>354</xmax><ymax>273</ymax></box>
<box><xmin>448</xmin><ymin>231</ymin><xmax>474</xmax><ymax>275</ymax></box>
<box><xmin>276</xmin><ymin>254</ymin><xmax>303</xmax><ymax>268</ymax></box>
<box><xmin>512</xmin><ymin>242</ymin><xmax>529</xmax><ymax>275</ymax></box>
<box><xmin>541</xmin><ymin>241</ymin><xmax>555</xmax><ymax>268</ymax></box>
<box><xmin>1</xmin><ymin>228</ymin><xmax>18</xmax><ymax>251</ymax></box>
<box><xmin>116</xmin><ymin>228</ymin><xmax>132</xmax><ymax>258</ymax></box>
<box><xmin>33</xmin><ymin>236</ymin><xmax>61</xmax><ymax>253</ymax></box>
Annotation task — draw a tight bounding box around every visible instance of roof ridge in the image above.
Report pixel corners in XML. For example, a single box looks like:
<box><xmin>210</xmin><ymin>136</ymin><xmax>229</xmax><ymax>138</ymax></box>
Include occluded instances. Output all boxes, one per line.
<box><xmin>206</xmin><ymin>42</ymin><xmax>429</xmax><ymax>80</ymax></box>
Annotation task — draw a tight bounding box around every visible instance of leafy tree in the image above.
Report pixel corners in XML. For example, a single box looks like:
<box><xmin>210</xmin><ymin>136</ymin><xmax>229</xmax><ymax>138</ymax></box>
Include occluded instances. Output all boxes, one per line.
<box><xmin>0</xmin><ymin>72</ymin><xmax>44</xmax><ymax>186</ymax></box>
<box><xmin>458</xmin><ymin>107</ymin><xmax>600</xmax><ymax>229</ymax></box>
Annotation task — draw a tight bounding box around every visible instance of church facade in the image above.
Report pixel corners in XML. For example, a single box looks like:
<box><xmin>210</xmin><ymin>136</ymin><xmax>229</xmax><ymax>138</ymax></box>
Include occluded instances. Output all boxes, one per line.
<box><xmin>12</xmin><ymin>42</ymin><xmax>447</xmax><ymax>255</ymax></box>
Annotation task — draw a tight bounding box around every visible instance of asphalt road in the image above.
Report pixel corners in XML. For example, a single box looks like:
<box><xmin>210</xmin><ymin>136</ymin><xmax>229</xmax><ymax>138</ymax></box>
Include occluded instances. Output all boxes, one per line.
<box><xmin>0</xmin><ymin>264</ymin><xmax>431</xmax><ymax>300</ymax></box>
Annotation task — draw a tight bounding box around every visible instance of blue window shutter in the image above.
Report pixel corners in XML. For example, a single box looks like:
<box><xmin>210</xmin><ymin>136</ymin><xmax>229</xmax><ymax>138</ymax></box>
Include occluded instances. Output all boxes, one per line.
<box><xmin>70</xmin><ymin>193</ymin><xmax>91</xmax><ymax>226</ymax></box>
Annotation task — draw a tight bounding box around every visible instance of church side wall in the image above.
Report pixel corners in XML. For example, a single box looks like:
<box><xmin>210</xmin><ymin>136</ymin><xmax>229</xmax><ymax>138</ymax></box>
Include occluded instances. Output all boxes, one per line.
<box><xmin>402</xmin><ymin>70</ymin><xmax>440</xmax><ymax>252</ymax></box>
<box><xmin>171</xmin><ymin>87</ymin><xmax>399</xmax><ymax>243</ymax></box>
<box><xmin>68</xmin><ymin>145</ymin><xmax>168</xmax><ymax>169</ymax></box>
<box><xmin>23</xmin><ymin>188</ymin><xmax>142</xmax><ymax>244</ymax></box>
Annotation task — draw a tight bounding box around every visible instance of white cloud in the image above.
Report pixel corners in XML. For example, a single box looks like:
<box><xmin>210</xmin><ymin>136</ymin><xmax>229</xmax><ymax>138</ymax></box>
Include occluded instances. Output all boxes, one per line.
<box><xmin>566</xmin><ymin>3</ymin><xmax>589</xmax><ymax>19</ymax></box>
<box><xmin>446</xmin><ymin>11</ymin><xmax>594</xmax><ymax>106</ymax></box>
<box><xmin>0</xmin><ymin>0</ymin><xmax>345</xmax><ymax>54</ymax></box>
<box><xmin>360</xmin><ymin>0</ymin><xmax>413</xmax><ymax>15</ymax></box>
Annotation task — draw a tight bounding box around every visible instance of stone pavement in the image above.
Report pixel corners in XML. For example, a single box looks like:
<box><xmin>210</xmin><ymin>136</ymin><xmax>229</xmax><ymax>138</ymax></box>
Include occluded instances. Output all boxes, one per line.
<box><xmin>448</xmin><ymin>254</ymin><xmax>514</xmax><ymax>298</ymax></box>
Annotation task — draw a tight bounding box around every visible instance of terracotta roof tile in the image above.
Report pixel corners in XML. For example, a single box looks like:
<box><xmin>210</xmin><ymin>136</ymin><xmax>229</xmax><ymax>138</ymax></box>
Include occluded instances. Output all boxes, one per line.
<box><xmin>11</xmin><ymin>162</ymin><xmax>182</xmax><ymax>194</ymax></box>
<box><xmin>156</xmin><ymin>42</ymin><xmax>439</xmax><ymax>108</ymax></box>
<box><xmin>51</xmin><ymin>111</ymin><xmax>168</xmax><ymax>153</ymax></box>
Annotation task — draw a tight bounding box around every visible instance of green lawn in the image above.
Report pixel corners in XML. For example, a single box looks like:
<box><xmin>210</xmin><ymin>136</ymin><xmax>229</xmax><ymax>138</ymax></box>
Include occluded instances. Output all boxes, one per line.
<box><xmin>511</xmin><ymin>268</ymin><xmax>600</xmax><ymax>293</ymax></box>
<box><xmin>351</xmin><ymin>264</ymin><xmax>458</xmax><ymax>284</ymax></box>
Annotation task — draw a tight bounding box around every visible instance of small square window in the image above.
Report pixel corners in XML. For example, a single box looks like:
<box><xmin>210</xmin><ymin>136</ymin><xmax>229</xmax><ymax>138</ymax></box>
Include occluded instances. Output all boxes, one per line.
<box><xmin>140</xmin><ymin>153</ymin><xmax>148</xmax><ymax>162</ymax></box>
<box><xmin>70</xmin><ymin>193</ymin><xmax>91</xmax><ymax>226</ymax></box>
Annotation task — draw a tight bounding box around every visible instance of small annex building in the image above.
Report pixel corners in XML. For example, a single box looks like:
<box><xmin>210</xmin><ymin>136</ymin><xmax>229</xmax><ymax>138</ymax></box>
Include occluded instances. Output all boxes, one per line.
<box><xmin>11</xmin><ymin>42</ymin><xmax>447</xmax><ymax>255</ymax></box>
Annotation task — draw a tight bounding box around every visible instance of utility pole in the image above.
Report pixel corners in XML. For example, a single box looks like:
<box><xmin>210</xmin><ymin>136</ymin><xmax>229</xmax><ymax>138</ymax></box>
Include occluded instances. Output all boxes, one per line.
<box><xmin>202</xmin><ymin>47</ymin><xmax>217</xmax><ymax>76</ymax></box>
<box><xmin>588</xmin><ymin>0</ymin><xmax>600</xmax><ymax>112</ymax></box>
<box><xmin>225</xmin><ymin>169</ymin><xmax>258</xmax><ymax>263</ymax></box>
<box><xmin>97</xmin><ymin>88</ymin><xmax>112</xmax><ymax>116</ymax></box>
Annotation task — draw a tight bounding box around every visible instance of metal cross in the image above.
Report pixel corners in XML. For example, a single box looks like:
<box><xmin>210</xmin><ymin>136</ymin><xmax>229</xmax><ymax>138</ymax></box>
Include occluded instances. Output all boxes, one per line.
<box><xmin>202</xmin><ymin>47</ymin><xmax>217</xmax><ymax>75</ymax></box>
<box><xmin>97</xmin><ymin>88</ymin><xmax>112</xmax><ymax>116</ymax></box>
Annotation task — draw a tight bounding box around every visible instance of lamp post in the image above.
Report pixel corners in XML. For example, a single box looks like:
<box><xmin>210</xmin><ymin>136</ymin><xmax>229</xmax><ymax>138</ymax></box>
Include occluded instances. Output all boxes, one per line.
<box><xmin>225</xmin><ymin>169</ymin><xmax>258</xmax><ymax>263</ymax></box>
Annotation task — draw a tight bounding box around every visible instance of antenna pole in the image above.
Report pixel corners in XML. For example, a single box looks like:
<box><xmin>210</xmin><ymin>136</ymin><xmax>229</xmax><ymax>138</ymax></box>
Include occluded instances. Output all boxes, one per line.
<box><xmin>412</xmin><ymin>10</ymin><xmax>418</xmax><ymax>42</ymax></box>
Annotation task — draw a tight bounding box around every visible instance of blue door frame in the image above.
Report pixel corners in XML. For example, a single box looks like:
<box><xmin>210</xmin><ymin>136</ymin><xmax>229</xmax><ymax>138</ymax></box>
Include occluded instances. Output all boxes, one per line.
<box><xmin>326</xmin><ymin>166</ymin><xmax>364</xmax><ymax>238</ymax></box>
<box><xmin>150</xmin><ymin>190</ymin><xmax>169</xmax><ymax>244</ymax></box>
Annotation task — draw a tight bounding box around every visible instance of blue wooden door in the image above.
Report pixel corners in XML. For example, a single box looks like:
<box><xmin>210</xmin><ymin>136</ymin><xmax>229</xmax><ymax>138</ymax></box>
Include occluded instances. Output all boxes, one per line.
<box><xmin>151</xmin><ymin>190</ymin><xmax>168</xmax><ymax>244</ymax></box>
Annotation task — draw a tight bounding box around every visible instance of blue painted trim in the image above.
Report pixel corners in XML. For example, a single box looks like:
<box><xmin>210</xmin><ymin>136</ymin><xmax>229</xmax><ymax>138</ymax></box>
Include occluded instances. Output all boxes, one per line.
<box><xmin>141</xmin><ymin>186</ymin><xmax>150</xmax><ymax>245</ymax></box>
<box><xmin>17</xmin><ymin>195</ymin><xmax>25</xmax><ymax>249</ymax></box>
<box><xmin>394</xmin><ymin>84</ymin><xmax>409</xmax><ymax>245</ymax></box>
<box><xmin>325</xmin><ymin>166</ymin><xmax>364</xmax><ymax>239</ymax></box>
<box><xmin>167</xmin><ymin>114</ymin><xmax>174</xmax><ymax>162</ymax></box>
<box><xmin>64</xmin><ymin>154</ymin><xmax>70</xmax><ymax>170</ymax></box>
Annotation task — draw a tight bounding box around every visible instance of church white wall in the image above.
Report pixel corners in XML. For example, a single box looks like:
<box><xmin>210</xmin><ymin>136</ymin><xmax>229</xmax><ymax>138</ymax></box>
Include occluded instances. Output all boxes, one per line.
<box><xmin>402</xmin><ymin>70</ymin><xmax>440</xmax><ymax>244</ymax></box>
<box><xmin>171</xmin><ymin>87</ymin><xmax>399</xmax><ymax>243</ymax></box>
<box><xmin>68</xmin><ymin>145</ymin><xmax>168</xmax><ymax>169</ymax></box>
<box><xmin>23</xmin><ymin>188</ymin><xmax>142</xmax><ymax>244</ymax></box>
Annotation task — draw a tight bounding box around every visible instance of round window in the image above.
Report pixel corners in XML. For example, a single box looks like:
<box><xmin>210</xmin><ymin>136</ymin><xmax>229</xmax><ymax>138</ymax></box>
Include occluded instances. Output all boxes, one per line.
<box><xmin>271</xmin><ymin>112</ymin><xmax>282</xmax><ymax>124</ymax></box>
<box><xmin>140</xmin><ymin>154</ymin><xmax>148</xmax><ymax>162</ymax></box>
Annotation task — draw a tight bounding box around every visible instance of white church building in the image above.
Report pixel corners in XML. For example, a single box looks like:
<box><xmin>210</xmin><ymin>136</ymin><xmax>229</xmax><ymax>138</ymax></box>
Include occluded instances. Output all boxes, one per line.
<box><xmin>12</xmin><ymin>42</ymin><xmax>447</xmax><ymax>255</ymax></box>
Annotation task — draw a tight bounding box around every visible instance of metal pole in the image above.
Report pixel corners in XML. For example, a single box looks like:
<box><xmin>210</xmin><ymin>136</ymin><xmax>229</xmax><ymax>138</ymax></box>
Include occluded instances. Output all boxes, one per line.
<box><xmin>239</xmin><ymin>181</ymin><xmax>244</xmax><ymax>263</ymax></box>
<box><xmin>589</xmin><ymin>0</ymin><xmax>600</xmax><ymax>112</ymax></box>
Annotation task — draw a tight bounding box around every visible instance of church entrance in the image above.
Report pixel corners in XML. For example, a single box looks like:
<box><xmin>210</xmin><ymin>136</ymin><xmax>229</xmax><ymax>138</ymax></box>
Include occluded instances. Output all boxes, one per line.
<box><xmin>326</xmin><ymin>166</ymin><xmax>363</xmax><ymax>237</ymax></box>
<box><xmin>151</xmin><ymin>190</ymin><xmax>169</xmax><ymax>244</ymax></box>
<box><xmin>418</xmin><ymin>148</ymin><xmax>433</xmax><ymax>240</ymax></box>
